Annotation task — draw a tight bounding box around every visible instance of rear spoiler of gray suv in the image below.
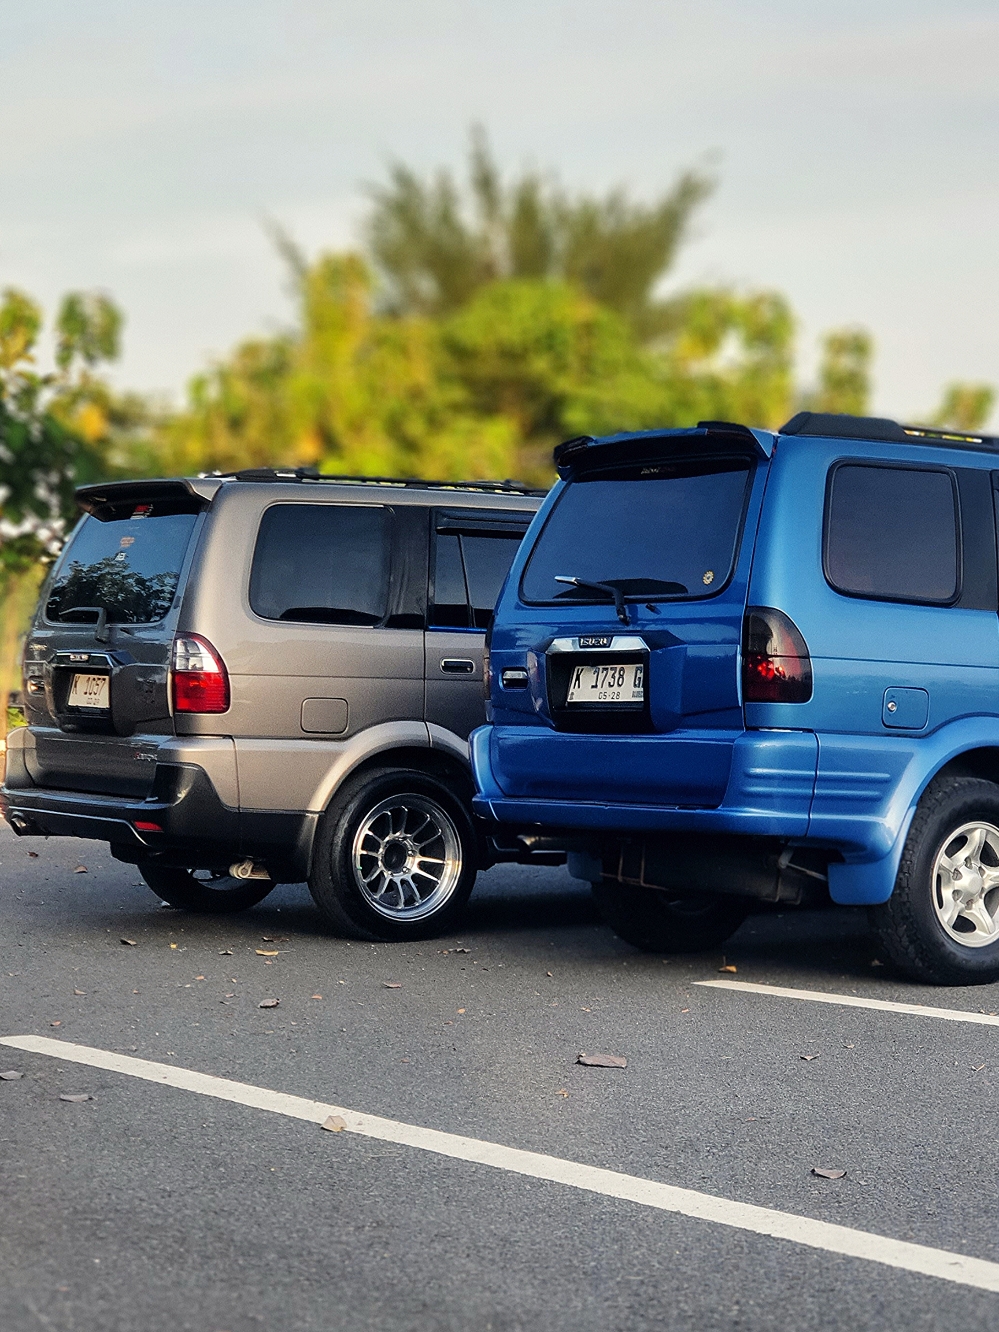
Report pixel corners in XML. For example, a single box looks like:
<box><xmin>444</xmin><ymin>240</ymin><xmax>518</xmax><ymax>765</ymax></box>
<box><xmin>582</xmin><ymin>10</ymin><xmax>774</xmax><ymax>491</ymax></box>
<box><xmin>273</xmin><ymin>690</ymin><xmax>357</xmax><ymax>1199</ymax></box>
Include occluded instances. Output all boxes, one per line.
<box><xmin>76</xmin><ymin>477</ymin><xmax>222</xmax><ymax>520</ymax></box>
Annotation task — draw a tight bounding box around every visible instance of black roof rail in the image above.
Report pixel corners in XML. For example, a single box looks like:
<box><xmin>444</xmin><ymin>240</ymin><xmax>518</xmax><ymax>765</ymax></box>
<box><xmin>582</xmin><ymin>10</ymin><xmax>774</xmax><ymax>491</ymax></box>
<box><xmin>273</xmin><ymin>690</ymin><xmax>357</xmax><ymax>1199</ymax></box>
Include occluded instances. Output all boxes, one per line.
<box><xmin>202</xmin><ymin>467</ymin><xmax>547</xmax><ymax>496</ymax></box>
<box><xmin>780</xmin><ymin>411</ymin><xmax>999</xmax><ymax>451</ymax></box>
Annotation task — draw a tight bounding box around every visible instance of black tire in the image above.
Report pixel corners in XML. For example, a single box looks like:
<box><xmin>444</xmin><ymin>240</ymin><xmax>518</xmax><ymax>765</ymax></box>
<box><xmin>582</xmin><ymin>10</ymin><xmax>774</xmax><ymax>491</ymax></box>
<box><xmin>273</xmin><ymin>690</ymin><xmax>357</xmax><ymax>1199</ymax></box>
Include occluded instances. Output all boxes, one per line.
<box><xmin>308</xmin><ymin>768</ymin><xmax>478</xmax><ymax>942</ymax></box>
<box><xmin>591</xmin><ymin>878</ymin><xmax>749</xmax><ymax>953</ymax></box>
<box><xmin>871</xmin><ymin>775</ymin><xmax>999</xmax><ymax>985</ymax></box>
<box><xmin>139</xmin><ymin>864</ymin><xmax>274</xmax><ymax>914</ymax></box>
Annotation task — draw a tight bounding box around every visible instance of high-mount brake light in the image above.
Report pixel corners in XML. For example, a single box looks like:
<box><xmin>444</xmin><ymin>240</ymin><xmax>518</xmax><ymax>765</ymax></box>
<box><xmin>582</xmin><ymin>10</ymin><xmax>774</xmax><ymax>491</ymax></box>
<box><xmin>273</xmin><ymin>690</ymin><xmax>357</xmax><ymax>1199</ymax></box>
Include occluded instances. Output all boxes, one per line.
<box><xmin>172</xmin><ymin>634</ymin><xmax>230</xmax><ymax>714</ymax></box>
<box><xmin>742</xmin><ymin>608</ymin><xmax>812</xmax><ymax>704</ymax></box>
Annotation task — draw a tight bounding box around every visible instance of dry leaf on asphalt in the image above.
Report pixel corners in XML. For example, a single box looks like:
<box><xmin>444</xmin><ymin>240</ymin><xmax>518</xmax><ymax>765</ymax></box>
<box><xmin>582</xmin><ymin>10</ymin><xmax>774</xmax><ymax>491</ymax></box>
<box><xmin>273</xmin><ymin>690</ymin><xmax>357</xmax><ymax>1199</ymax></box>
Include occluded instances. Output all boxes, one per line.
<box><xmin>0</xmin><ymin>1070</ymin><xmax>24</xmax><ymax>1081</ymax></box>
<box><xmin>718</xmin><ymin>964</ymin><xmax>737</xmax><ymax>974</ymax></box>
<box><xmin>556</xmin><ymin>1088</ymin><xmax>569</xmax><ymax>1098</ymax></box>
<box><xmin>322</xmin><ymin>1115</ymin><xmax>347</xmax><ymax>1132</ymax></box>
<box><xmin>219</xmin><ymin>949</ymin><xmax>233</xmax><ymax>956</ymax></box>
<box><xmin>812</xmin><ymin>1167</ymin><xmax>846</xmax><ymax>1179</ymax></box>
<box><xmin>256</xmin><ymin>949</ymin><xmax>279</xmax><ymax>957</ymax></box>
<box><xmin>384</xmin><ymin>982</ymin><xmax>402</xmax><ymax>989</ymax></box>
<box><xmin>577</xmin><ymin>1052</ymin><xmax>627</xmax><ymax>1068</ymax></box>
<box><xmin>27</xmin><ymin>851</ymin><xmax>38</xmax><ymax>858</ymax></box>
<box><xmin>454</xmin><ymin>947</ymin><xmax>470</xmax><ymax>953</ymax></box>
<box><xmin>74</xmin><ymin>989</ymin><xmax>86</xmax><ymax>996</ymax></box>
<box><xmin>258</xmin><ymin>998</ymin><xmax>280</xmax><ymax>1009</ymax></box>
<box><xmin>73</xmin><ymin>865</ymin><xmax>87</xmax><ymax>874</ymax></box>
<box><xmin>311</xmin><ymin>994</ymin><xmax>322</xmax><ymax>1000</ymax></box>
<box><xmin>262</xmin><ymin>936</ymin><xmax>290</xmax><ymax>943</ymax></box>
<box><xmin>546</xmin><ymin>971</ymin><xmax>553</xmax><ymax>977</ymax></box>
<box><xmin>49</xmin><ymin>1021</ymin><xmax>61</xmax><ymax>1027</ymax></box>
<box><xmin>120</xmin><ymin>938</ymin><xmax>137</xmax><ymax>947</ymax></box>
<box><xmin>800</xmin><ymin>1054</ymin><xmax>819</xmax><ymax>1061</ymax></box>
<box><xmin>59</xmin><ymin>1094</ymin><xmax>93</xmax><ymax>1103</ymax></box>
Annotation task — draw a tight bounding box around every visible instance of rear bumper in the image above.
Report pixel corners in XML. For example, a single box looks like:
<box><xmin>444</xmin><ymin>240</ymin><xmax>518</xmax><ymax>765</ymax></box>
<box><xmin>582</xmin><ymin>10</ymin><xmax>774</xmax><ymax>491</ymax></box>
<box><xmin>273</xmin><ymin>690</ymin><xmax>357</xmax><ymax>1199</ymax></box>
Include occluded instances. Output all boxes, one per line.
<box><xmin>1</xmin><ymin>731</ymin><xmax>316</xmax><ymax>881</ymax></box>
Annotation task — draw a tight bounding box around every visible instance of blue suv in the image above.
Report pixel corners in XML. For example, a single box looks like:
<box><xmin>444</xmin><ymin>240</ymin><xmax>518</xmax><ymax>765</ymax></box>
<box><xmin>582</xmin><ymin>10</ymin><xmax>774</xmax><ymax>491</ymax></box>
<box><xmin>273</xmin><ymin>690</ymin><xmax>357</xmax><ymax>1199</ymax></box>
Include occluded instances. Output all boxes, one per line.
<box><xmin>472</xmin><ymin>412</ymin><xmax>999</xmax><ymax>985</ymax></box>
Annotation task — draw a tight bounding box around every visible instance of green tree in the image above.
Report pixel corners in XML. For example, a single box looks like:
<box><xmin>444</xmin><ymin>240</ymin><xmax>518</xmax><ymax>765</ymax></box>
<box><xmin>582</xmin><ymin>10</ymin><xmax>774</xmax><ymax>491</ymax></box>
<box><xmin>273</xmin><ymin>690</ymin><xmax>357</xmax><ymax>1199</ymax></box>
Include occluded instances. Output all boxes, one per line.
<box><xmin>809</xmin><ymin>327</ymin><xmax>872</xmax><ymax>416</ymax></box>
<box><xmin>929</xmin><ymin>383</ymin><xmax>995</xmax><ymax>433</ymax></box>
<box><xmin>367</xmin><ymin>127</ymin><xmax>712</xmax><ymax>338</ymax></box>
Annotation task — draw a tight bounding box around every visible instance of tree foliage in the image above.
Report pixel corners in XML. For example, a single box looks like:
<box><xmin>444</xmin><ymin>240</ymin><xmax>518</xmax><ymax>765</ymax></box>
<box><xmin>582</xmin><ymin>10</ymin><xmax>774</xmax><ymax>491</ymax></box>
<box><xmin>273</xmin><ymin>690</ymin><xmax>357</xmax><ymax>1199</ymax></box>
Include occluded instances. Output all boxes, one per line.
<box><xmin>367</xmin><ymin>128</ymin><xmax>712</xmax><ymax>338</ymax></box>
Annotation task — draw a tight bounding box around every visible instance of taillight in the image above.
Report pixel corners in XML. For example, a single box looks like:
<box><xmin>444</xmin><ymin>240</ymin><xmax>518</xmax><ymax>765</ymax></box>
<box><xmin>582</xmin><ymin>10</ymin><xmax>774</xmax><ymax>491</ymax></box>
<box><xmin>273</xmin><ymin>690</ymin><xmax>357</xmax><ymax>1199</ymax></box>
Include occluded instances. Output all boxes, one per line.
<box><xmin>172</xmin><ymin>634</ymin><xmax>230</xmax><ymax>713</ymax></box>
<box><xmin>742</xmin><ymin>607</ymin><xmax>812</xmax><ymax>703</ymax></box>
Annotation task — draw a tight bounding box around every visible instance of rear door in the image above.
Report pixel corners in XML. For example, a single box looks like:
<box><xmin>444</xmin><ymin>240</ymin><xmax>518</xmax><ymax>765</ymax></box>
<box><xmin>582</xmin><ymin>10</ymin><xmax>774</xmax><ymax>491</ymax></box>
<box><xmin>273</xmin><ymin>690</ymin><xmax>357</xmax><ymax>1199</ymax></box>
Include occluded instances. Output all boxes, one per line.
<box><xmin>426</xmin><ymin>510</ymin><xmax>533</xmax><ymax>740</ymax></box>
<box><xmin>23</xmin><ymin>484</ymin><xmax>206</xmax><ymax>796</ymax></box>
<box><xmin>493</xmin><ymin>443</ymin><xmax>770</xmax><ymax>807</ymax></box>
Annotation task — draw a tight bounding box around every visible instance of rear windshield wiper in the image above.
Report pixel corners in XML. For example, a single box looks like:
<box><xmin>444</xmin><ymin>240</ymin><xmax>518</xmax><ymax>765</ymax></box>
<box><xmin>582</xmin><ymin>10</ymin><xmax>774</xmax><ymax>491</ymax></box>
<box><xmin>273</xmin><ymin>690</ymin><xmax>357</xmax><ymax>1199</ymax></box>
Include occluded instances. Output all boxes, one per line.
<box><xmin>554</xmin><ymin>576</ymin><xmax>630</xmax><ymax>626</ymax></box>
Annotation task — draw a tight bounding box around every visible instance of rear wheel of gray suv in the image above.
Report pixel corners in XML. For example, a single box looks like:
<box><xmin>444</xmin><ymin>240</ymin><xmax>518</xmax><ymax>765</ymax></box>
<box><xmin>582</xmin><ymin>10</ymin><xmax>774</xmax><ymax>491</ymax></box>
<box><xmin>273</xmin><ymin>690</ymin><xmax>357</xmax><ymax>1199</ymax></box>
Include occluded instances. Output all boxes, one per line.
<box><xmin>592</xmin><ymin>878</ymin><xmax>748</xmax><ymax>953</ymax></box>
<box><xmin>871</xmin><ymin>776</ymin><xmax>999</xmax><ymax>985</ymax></box>
<box><xmin>139</xmin><ymin>864</ymin><xmax>274</xmax><ymax>914</ymax></box>
<box><xmin>309</xmin><ymin>768</ymin><xmax>478</xmax><ymax>941</ymax></box>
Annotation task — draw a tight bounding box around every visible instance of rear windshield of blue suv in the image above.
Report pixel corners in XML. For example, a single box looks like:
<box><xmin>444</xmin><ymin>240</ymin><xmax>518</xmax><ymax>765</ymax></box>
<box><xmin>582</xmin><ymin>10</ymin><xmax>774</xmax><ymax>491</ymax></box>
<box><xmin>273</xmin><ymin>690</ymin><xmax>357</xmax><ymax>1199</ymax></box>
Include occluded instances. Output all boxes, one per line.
<box><xmin>520</xmin><ymin>458</ymin><xmax>752</xmax><ymax>604</ymax></box>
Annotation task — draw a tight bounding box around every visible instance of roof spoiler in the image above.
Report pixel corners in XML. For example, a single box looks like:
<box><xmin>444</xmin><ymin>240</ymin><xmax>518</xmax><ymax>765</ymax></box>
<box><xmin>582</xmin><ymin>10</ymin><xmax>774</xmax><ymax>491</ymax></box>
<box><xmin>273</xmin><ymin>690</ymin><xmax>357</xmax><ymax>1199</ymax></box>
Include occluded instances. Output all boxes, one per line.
<box><xmin>780</xmin><ymin>411</ymin><xmax>999</xmax><ymax>451</ymax></box>
<box><xmin>553</xmin><ymin>421</ymin><xmax>772</xmax><ymax>479</ymax></box>
<box><xmin>75</xmin><ymin>477</ymin><xmax>221</xmax><ymax>521</ymax></box>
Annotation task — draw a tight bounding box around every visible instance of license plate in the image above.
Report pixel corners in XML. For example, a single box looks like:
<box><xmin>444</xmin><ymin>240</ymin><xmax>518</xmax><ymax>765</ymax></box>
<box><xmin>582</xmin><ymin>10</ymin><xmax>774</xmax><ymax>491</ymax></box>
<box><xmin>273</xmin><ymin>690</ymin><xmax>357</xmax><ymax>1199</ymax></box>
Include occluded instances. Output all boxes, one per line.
<box><xmin>68</xmin><ymin>673</ymin><xmax>109</xmax><ymax>709</ymax></box>
<box><xmin>565</xmin><ymin>661</ymin><xmax>645</xmax><ymax>705</ymax></box>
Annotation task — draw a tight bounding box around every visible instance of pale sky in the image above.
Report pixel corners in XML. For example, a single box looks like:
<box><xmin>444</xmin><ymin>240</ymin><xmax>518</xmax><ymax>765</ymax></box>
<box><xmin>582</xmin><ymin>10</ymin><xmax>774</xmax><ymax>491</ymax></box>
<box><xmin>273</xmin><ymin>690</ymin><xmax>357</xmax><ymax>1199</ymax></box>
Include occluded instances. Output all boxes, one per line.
<box><xmin>2</xmin><ymin>0</ymin><xmax>997</xmax><ymax>426</ymax></box>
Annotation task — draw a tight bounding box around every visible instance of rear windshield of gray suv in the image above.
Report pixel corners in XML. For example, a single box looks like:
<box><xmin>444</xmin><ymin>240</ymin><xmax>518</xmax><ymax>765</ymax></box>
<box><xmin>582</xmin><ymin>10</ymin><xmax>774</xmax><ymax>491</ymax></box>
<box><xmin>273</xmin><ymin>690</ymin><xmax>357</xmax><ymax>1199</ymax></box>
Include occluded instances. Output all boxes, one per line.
<box><xmin>520</xmin><ymin>458</ymin><xmax>752</xmax><ymax>604</ymax></box>
<box><xmin>45</xmin><ymin>510</ymin><xmax>199</xmax><ymax>625</ymax></box>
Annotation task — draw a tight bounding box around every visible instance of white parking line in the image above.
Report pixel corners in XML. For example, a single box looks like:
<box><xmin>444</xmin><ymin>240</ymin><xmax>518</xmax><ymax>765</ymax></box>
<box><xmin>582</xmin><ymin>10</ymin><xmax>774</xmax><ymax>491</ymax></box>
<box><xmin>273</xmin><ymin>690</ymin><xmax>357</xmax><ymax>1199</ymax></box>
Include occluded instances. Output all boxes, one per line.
<box><xmin>697</xmin><ymin>979</ymin><xmax>999</xmax><ymax>1027</ymax></box>
<box><xmin>4</xmin><ymin>1033</ymin><xmax>999</xmax><ymax>1295</ymax></box>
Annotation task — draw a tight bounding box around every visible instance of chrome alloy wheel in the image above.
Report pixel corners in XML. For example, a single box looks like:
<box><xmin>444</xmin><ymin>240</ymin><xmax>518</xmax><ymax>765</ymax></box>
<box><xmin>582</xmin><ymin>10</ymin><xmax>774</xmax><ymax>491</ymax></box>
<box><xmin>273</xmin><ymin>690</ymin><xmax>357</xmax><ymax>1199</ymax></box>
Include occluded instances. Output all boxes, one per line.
<box><xmin>351</xmin><ymin>794</ymin><xmax>462</xmax><ymax>921</ymax></box>
<box><xmin>932</xmin><ymin>821</ymin><xmax>999</xmax><ymax>947</ymax></box>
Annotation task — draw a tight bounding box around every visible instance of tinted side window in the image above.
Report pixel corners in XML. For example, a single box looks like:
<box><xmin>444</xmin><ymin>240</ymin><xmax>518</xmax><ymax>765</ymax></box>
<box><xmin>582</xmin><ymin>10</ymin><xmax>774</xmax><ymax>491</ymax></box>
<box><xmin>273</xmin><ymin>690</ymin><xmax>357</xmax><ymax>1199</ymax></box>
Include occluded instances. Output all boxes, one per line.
<box><xmin>250</xmin><ymin>504</ymin><xmax>390</xmax><ymax>624</ymax></box>
<box><xmin>430</xmin><ymin>531</ymin><xmax>524</xmax><ymax>629</ymax></box>
<box><xmin>461</xmin><ymin>535</ymin><xmax>522</xmax><ymax>628</ymax></box>
<box><xmin>825</xmin><ymin>464</ymin><xmax>959</xmax><ymax>603</ymax></box>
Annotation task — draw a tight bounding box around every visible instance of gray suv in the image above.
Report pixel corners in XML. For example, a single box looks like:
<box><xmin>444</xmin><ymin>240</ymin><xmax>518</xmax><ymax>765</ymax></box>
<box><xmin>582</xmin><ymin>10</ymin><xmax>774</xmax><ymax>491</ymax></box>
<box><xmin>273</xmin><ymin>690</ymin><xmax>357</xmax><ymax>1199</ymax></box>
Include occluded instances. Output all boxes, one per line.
<box><xmin>1</xmin><ymin>468</ymin><xmax>544</xmax><ymax>940</ymax></box>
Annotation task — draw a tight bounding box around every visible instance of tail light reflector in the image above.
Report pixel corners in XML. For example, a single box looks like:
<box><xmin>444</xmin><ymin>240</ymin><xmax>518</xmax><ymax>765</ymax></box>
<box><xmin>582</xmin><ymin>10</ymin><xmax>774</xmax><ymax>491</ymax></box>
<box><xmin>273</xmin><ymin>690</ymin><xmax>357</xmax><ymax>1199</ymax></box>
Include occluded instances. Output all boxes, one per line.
<box><xmin>172</xmin><ymin>634</ymin><xmax>230</xmax><ymax>713</ymax></box>
<box><xmin>742</xmin><ymin>607</ymin><xmax>812</xmax><ymax>703</ymax></box>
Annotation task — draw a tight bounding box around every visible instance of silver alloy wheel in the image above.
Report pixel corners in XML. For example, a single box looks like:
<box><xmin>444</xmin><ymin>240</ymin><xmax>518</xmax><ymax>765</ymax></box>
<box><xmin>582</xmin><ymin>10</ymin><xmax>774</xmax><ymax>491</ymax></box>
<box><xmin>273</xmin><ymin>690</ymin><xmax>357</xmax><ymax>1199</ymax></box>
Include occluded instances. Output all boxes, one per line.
<box><xmin>351</xmin><ymin>794</ymin><xmax>462</xmax><ymax>921</ymax></box>
<box><xmin>931</xmin><ymin>821</ymin><xmax>999</xmax><ymax>947</ymax></box>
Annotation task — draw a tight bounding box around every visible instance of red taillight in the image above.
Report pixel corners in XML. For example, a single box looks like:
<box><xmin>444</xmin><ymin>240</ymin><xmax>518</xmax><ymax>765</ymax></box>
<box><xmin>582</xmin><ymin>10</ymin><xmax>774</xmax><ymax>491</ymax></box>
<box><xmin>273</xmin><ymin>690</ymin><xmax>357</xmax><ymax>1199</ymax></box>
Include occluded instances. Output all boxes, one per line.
<box><xmin>172</xmin><ymin>634</ymin><xmax>230</xmax><ymax>714</ymax></box>
<box><xmin>742</xmin><ymin>607</ymin><xmax>812</xmax><ymax>704</ymax></box>
<box><xmin>133</xmin><ymin>821</ymin><xmax>163</xmax><ymax>833</ymax></box>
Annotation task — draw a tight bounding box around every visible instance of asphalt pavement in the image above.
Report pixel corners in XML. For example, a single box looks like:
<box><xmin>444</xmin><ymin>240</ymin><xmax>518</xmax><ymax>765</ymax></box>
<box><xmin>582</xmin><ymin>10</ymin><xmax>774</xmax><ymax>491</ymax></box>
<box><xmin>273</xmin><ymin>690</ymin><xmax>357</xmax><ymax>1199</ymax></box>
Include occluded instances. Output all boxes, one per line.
<box><xmin>3</xmin><ymin>822</ymin><xmax>999</xmax><ymax>1332</ymax></box>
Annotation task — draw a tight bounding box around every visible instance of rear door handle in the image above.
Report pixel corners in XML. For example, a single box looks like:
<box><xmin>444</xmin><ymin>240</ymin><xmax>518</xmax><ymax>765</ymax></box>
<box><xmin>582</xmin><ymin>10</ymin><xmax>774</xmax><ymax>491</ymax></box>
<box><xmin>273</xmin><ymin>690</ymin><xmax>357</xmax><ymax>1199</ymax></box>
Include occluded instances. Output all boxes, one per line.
<box><xmin>440</xmin><ymin>658</ymin><xmax>475</xmax><ymax>674</ymax></box>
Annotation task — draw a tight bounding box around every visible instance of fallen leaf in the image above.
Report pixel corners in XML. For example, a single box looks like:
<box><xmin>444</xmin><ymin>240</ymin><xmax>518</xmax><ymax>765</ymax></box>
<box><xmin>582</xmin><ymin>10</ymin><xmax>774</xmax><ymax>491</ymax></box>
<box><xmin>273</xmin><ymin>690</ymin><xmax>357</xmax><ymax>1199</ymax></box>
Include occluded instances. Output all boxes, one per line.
<box><xmin>844</xmin><ymin>1043</ymin><xmax>855</xmax><ymax>1049</ymax></box>
<box><xmin>454</xmin><ymin>947</ymin><xmax>470</xmax><ymax>954</ymax></box>
<box><xmin>59</xmin><ymin>1093</ymin><xmax>93</xmax><ymax>1103</ymax></box>
<box><xmin>680</xmin><ymin>1008</ymin><xmax>690</xmax><ymax>1013</ymax></box>
<box><xmin>0</xmin><ymin>1070</ymin><xmax>24</xmax><ymax>1080</ymax></box>
<box><xmin>50</xmin><ymin>1021</ymin><xmax>61</xmax><ymax>1027</ymax></box>
<box><xmin>120</xmin><ymin>938</ymin><xmax>137</xmax><ymax>947</ymax></box>
<box><xmin>546</xmin><ymin>971</ymin><xmax>553</xmax><ymax>978</ymax></box>
<box><xmin>195</xmin><ymin>975</ymin><xmax>204</xmax><ymax>981</ymax></box>
<box><xmin>577</xmin><ymin>1052</ymin><xmax>627</xmax><ymax>1068</ymax></box>
<box><xmin>73</xmin><ymin>865</ymin><xmax>88</xmax><ymax>874</ymax></box>
<box><xmin>973</xmin><ymin>1064</ymin><xmax>986</xmax><ymax>1072</ymax></box>
<box><xmin>74</xmin><ymin>989</ymin><xmax>86</xmax><ymax>996</ymax></box>
<box><xmin>456</xmin><ymin>1008</ymin><xmax>465</xmax><ymax>1014</ymax></box>
<box><xmin>219</xmin><ymin>949</ymin><xmax>233</xmax><ymax>956</ymax></box>
<box><xmin>718</xmin><ymin>964</ymin><xmax>737</xmax><ymax>974</ymax></box>
<box><xmin>384</xmin><ymin>982</ymin><xmax>402</xmax><ymax>989</ymax></box>
<box><xmin>27</xmin><ymin>851</ymin><xmax>38</xmax><ymax>858</ymax></box>
<box><xmin>870</xmin><ymin>959</ymin><xmax>883</xmax><ymax>967</ymax></box>
<box><xmin>169</xmin><ymin>943</ymin><xmax>178</xmax><ymax>950</ymax></box>
<box><xmin>262</xmin><ymin>936</ymin><xmax>290</xmax><ymax>943</ymax></box>
<box><xmin>258</xmin><ymin>998</ymin><xmax>280</xmax><ymax>1009</ymax></box>
<box><xmin>311</xmin><ymin>994</ymin><xmax>322</xmax><ymax>1000</ymax></box>
<box><xmin>800</xmin><ymin>1054</ymin><xmax>819</xmax><ymax>1062</ymax></box>
<box><xmin>322</xmin><ymin>1115</ymin><xmax>347</xmax><ymax>1132</ymax></box>
<box><xmin>812</xmin><ymin>1167</ymin><xmax>846</xmax><ymax>1179</ymax></box>
<box><xmin>556</xmin><ymin>1088</ymin><xmax>569</xmax><ymax>1098</ymax></box>
<box><xmin>256</xmin><ymin>950</ymin><xmax>279</xmax><ymax>957</ymax></box>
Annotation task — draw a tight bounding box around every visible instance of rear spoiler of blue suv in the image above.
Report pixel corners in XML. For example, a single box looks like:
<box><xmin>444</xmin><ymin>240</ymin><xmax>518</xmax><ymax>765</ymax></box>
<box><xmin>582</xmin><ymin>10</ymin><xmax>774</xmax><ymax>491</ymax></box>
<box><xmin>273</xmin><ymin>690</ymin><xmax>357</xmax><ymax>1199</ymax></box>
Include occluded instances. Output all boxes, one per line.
<box><xmin>552</xmin><ymin>421</ymin><xmax>775</xmax><ymax>479</ymax></box>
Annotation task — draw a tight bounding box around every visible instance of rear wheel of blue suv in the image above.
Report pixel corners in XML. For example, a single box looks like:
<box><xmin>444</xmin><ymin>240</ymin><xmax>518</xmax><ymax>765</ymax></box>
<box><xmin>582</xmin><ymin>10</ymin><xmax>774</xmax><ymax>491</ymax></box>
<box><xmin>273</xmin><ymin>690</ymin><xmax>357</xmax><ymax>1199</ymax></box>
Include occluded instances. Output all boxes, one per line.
<box><xmin>472</xmin><ymin>412</ymin><xmax>999</xmax><ymax>986</ymax></box>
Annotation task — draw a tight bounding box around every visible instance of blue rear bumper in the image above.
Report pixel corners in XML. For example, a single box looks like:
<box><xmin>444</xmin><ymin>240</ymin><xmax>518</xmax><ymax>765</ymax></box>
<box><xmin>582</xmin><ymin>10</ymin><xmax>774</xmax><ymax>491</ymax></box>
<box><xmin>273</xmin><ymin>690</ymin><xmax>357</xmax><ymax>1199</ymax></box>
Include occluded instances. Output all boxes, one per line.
<box><xmin>471</xmin><ymin>719</ymin><xmax>999</xmax><ymax>905</ymax></box>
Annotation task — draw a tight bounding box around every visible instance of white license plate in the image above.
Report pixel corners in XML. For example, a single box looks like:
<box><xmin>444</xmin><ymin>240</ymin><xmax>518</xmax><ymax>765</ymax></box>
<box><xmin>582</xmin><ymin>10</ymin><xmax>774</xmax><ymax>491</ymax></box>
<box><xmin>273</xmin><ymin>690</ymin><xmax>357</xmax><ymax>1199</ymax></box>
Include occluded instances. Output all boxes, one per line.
<box><xmin>565</xmin><ymin>662</ymin><xmax>645</xmax><ymax>705</ymax></box>
<box><xmin>68</xmin><ymin>673</ymin><xmax>109</xmax><ymax>709</ymax></box>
